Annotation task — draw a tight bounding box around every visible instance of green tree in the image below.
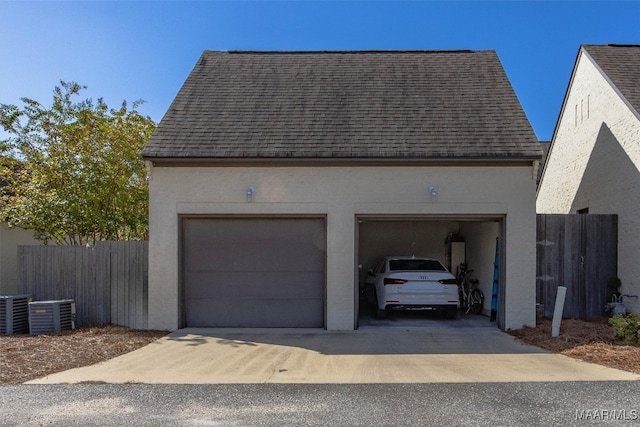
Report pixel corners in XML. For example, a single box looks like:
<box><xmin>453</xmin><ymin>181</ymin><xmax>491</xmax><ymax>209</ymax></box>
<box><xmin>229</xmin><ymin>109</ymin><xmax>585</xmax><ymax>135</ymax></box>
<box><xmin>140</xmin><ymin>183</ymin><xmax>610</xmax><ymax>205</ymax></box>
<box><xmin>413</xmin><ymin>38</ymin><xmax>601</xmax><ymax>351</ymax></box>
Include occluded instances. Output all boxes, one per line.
<box><xmin>0</xmin><ymin>81</ymin><xmax>155</xmax><ymax>244</ymax></box>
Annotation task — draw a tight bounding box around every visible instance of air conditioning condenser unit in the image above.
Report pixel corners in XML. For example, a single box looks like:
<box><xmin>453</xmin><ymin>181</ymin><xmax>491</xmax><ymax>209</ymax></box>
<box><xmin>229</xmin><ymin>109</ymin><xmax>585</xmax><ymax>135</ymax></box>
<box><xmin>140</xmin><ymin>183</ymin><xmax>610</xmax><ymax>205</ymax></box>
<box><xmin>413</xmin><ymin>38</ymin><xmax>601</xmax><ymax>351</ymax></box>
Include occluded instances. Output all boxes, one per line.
<box><xmin>0</xmin><ymin>294</ymin><xmax>31</xmax><ymax>335</ymax></box>
<box><xmin>28</xmin><ymin>299</ymin><xmax>76</xmax><ymax>335</ymax></box>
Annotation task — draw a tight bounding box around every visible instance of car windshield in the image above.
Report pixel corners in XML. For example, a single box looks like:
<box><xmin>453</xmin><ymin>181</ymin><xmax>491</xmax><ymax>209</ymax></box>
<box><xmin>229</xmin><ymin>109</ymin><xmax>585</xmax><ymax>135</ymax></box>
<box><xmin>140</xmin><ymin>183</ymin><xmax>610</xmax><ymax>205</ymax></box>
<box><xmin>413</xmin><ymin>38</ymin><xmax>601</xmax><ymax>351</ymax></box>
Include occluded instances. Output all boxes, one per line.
<box><xmin>388</xmin><ymin>259</ymin><xmax>446</xmax><ymax>272</ymax></box>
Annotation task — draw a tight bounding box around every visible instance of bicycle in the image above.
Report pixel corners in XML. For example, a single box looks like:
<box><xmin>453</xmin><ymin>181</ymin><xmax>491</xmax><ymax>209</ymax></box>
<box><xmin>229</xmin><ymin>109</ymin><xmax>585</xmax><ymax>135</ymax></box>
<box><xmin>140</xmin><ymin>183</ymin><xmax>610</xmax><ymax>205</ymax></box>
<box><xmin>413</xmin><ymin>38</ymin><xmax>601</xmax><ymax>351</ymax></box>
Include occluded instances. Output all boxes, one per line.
<box><xmin>456</xmin><ymin>263</ymin><xmax>484</xmax><ymax>315</ymax></box>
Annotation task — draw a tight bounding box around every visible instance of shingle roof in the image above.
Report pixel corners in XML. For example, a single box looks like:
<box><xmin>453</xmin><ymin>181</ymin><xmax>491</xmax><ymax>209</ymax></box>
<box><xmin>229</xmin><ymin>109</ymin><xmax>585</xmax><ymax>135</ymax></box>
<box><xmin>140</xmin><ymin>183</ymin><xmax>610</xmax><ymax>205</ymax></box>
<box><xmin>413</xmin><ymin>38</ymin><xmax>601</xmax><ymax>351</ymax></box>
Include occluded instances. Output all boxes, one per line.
<box><xmin>583</xmin><ymin>44</ymin><xmax>640</xmax><ymax>115</ymax></box>
<box><xmin>142</xmin><ymin>50</ymin><xmax>541</xmax><ymax>161</ymax></box>
<box><xmin>537</xmin><ymin>141</ymin><xmax>551</xmax><ymax>186</ymax></box>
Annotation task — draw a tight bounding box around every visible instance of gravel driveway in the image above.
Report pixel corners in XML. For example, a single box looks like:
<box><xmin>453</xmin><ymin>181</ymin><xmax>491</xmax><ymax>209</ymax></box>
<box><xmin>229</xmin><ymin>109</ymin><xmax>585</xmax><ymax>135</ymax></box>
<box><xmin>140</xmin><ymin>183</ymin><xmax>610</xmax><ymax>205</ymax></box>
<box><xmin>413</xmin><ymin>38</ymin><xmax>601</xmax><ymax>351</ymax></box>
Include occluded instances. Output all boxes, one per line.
<box><xmin>2</xmin><ymin>382</ymin><xmax>640</xmax><ymax>426</ymax></box>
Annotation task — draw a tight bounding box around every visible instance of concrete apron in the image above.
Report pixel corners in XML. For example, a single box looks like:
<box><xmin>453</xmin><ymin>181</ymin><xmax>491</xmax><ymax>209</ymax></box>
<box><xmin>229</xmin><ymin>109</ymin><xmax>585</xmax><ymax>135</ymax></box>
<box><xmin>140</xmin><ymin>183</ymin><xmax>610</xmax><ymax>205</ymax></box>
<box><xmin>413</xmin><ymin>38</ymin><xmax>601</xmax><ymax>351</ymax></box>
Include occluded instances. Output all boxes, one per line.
<box><xmin>27</xmin><ymin>326</ymin><xmax>640</xmax><ymax>384</ymax></box>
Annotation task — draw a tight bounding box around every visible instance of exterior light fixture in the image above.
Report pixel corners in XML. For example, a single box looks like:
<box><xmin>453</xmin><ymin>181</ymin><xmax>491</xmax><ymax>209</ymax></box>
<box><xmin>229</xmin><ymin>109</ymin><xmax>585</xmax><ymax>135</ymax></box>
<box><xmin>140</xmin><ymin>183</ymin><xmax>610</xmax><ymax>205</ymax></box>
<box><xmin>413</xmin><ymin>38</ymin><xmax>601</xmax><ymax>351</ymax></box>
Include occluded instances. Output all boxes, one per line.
<box><xmin>429</xmin><ymin>186</ymin><xmax>437</xmax><ymax>202</ymax></box>
<box><xmin>246</xmin><ymin>186</ymin><xmax>255</xmax><ymax>202</ymax></box>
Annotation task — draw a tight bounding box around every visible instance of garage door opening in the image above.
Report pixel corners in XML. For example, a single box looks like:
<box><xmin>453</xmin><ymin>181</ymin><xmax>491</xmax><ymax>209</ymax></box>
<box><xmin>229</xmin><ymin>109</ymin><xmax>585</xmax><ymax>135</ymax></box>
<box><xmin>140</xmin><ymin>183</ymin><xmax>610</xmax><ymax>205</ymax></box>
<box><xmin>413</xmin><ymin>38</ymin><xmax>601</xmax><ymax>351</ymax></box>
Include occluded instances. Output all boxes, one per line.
<box><xmin>356</xmin><ymin>217</ymin><xmax>503</xmax><ymax>328</ymax></box>
<box><xmin>181</xmin><ymin>217</ymin><xmax>326</xmax><ymax>328</ymax></box>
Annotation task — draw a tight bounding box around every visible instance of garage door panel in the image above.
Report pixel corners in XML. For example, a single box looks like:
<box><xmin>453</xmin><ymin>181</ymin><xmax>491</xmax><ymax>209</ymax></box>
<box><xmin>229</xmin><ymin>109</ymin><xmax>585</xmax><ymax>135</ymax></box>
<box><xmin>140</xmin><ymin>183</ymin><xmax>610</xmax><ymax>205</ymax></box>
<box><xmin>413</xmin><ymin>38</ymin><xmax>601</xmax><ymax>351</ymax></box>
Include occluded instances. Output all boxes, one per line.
<box><xmin>185</xmin><ymin>244</ymin><xmax>324</xmax><ymax>271</ymax></box>
<box><xmin>183</xmin><ymin>217</ymin><xmax>325</xmax><ymax>327</ymax></box>
<box><xmin>186</xmin><ymin>253</ymin><xmax>324</xmax><ymax>272</ymax></box>
<box><xmin>185</xmin><ymin>271</ymin><xmax>325</xmax><ymax>299</ymax></box>
<box><xmin>187</xmin><ymin>298</ymin><xmax>324</xmax><ymax>327</ymax></box>
<box><xmin>185</xmin><ymin>218</ymin><xmax>324</xmax><ymax>271</ymax></box>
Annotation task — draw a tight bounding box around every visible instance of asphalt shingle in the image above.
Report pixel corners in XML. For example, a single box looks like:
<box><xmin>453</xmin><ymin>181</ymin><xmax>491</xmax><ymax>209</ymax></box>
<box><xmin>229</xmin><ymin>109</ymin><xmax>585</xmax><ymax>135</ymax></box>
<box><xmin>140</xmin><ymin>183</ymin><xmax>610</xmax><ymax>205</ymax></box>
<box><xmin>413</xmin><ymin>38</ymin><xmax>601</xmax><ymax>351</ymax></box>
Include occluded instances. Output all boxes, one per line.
<box><xmin>142</xmin><ymin>50</ymin><xmax>541</xmax><ymax>160</ymax></box>
<box><xmin>583</xmin><ymin>44</ymin><xmax>640</xmax><ymax>115</ymax></box>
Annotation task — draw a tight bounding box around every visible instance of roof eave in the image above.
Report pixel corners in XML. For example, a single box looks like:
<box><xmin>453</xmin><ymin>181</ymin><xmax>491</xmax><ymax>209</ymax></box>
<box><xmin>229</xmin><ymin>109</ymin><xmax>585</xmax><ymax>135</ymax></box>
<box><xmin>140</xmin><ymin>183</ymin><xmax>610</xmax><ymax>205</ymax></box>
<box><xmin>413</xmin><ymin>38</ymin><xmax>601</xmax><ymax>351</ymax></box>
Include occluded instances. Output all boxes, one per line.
<box><xmin>143</xmin><ymin>156</ymin><xmax>542</xmax><ymax>167</ymax></box>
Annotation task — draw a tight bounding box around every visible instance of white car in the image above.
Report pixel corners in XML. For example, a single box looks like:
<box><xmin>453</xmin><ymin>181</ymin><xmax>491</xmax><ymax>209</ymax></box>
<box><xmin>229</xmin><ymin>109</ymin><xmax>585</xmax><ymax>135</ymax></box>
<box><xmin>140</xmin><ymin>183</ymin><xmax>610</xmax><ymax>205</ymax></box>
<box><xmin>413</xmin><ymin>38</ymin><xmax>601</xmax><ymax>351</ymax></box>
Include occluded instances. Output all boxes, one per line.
<box><xmin>365</xmin><ymin>256</ymin><xmax>459</xmax><ymax>319</ymax></box>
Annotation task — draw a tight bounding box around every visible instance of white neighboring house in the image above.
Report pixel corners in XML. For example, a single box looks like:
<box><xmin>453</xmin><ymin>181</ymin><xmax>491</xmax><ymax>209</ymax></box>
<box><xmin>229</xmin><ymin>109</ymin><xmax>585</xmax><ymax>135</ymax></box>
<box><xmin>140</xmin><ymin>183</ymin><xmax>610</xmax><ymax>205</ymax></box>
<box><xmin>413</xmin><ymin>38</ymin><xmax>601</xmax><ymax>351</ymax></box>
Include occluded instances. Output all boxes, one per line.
<box><xmin>537</xmin><ymin>44</ymin><xmax>640</xmax><ymax>314</ymax></box>
<box><xmin>0</xmin><ymin>222</ymin><xmax>40</xmax><ymax>295</ymax></box>
<box><xmin>142</xmin><ymin>50</ymin><xmax>542</xmax><ymax>332</ymax></box>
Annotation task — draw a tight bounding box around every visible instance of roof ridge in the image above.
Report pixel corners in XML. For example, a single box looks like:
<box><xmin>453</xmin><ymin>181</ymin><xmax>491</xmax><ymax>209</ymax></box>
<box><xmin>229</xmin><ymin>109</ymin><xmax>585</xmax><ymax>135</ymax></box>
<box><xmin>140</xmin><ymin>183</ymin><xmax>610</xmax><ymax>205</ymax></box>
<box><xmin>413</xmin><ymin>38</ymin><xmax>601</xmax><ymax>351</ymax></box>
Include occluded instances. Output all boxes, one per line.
<box><xmin>582</xmin><ymin>43</ymin><xmax>640</xmax><ymax>48</ymax></box>
<box><xmin>219</xmin><ymin>49</ymin><xmax>481</xmax><ymax>54</ymax></box>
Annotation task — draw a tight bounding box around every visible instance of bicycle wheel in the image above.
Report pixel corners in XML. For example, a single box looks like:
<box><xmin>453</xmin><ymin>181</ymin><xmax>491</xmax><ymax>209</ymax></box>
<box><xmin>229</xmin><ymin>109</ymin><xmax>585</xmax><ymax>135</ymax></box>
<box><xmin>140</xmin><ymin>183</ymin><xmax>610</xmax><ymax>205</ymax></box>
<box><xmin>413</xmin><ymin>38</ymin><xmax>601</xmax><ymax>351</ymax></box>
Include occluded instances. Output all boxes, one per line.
<box><xmin>470</xmin><ymin>289</ymin><xmax>484</xmax><ymax>314</ymax></box>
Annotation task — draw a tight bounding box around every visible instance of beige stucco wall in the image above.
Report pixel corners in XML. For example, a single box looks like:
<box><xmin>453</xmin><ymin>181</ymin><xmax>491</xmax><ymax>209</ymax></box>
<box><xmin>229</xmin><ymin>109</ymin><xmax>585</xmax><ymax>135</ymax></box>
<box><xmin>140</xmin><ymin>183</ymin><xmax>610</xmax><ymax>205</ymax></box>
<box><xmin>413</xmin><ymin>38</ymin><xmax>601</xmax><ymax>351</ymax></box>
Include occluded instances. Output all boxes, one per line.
<box><xmin>459</xmin><ymin>221</ymin><xmax>500</xmax><ymax>316</ymax></box>
<box><xmin>0</xmin><ymin>222</ymin><xmax>41</xmax><ymax>294</ymax></box>
<box><xmin>537</xmin><ymin>50</ymin><xmax>640</xmax><ymax>313</ymax></box>
<box><xmin>148</xmin><ymin>164</ymin><xmax>538</xmax><ymax>331</ymax></box>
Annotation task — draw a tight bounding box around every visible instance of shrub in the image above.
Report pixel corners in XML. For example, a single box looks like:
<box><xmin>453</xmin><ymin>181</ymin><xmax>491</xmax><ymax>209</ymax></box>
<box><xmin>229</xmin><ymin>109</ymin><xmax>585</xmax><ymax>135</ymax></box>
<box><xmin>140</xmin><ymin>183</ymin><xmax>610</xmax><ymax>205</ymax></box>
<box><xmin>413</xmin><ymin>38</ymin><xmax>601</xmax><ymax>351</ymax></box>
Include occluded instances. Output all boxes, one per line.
<box><xmin>609</xmin><ymin>314</ymin><xmax>640</xmax><ymax>344</ymax></box>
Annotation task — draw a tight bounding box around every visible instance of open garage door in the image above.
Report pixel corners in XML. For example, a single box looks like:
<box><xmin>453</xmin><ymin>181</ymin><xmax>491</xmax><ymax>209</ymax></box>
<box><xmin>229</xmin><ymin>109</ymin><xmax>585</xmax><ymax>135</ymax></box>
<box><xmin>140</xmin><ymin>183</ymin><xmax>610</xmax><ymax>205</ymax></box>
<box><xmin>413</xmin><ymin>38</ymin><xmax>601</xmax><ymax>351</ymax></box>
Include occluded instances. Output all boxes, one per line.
<box><xmin>182</xmin><ymin>217</ymin><xmax>326</xmax><ymax>327</ymax></box>
<box><xmin>356</xmin><ymin>217</ymin><xmax>503</xmax><ymax>327</ymax></box>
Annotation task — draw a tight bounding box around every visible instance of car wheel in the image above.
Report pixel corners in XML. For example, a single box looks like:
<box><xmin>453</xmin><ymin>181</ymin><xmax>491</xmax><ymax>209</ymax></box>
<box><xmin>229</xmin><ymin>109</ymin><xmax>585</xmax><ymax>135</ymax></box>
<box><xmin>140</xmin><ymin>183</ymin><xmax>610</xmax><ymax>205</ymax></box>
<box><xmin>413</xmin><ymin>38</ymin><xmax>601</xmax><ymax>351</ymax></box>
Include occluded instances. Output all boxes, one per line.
<box><xmin>445</xmin><ymin>306</ymin><xmax>458</xmax><ymax>319</ymax></box>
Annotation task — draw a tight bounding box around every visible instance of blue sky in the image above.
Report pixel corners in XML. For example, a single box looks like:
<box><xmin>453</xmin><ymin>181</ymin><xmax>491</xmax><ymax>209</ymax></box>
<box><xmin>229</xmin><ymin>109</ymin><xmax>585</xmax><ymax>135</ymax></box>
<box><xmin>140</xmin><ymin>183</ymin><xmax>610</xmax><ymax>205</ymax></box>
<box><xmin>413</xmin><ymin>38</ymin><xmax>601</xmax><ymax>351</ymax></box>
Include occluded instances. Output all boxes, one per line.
<box><xmin>1</xmin><ymin>1</ymin><xmax>639</xmax><ymax>141</ymax></box>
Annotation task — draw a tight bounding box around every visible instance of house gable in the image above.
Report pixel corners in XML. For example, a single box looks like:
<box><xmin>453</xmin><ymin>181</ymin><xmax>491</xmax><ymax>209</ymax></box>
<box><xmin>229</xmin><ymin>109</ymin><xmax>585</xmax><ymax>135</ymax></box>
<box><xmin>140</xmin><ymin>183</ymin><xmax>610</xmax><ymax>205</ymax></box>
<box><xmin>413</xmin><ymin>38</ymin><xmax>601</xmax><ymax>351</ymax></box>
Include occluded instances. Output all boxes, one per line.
<box><xmin>538</xmin><ymin>44</ymin><xmax>640</xmax><ymax>212</ymax></box>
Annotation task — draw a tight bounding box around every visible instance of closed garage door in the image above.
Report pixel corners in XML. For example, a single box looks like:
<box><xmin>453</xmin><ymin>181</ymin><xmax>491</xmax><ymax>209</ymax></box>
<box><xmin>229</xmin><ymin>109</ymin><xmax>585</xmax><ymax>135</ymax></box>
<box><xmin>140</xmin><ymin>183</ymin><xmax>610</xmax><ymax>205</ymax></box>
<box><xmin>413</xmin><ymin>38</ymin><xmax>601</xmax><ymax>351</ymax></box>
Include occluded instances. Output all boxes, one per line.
<box><xmin>182</xmin><ymin>217</ymin><xmax>326</xmax><ymax>327</ymax></box>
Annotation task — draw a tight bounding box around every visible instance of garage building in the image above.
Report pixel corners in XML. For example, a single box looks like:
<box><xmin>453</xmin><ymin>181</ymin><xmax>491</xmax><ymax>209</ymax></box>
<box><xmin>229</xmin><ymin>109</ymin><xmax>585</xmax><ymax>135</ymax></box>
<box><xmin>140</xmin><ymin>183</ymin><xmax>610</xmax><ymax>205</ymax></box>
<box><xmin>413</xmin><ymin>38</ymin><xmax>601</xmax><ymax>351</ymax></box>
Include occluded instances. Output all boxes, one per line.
<box><xmin>142</xmin><ymin>50</ymin><xmax>542</xmax><ymax>331</ymax></box>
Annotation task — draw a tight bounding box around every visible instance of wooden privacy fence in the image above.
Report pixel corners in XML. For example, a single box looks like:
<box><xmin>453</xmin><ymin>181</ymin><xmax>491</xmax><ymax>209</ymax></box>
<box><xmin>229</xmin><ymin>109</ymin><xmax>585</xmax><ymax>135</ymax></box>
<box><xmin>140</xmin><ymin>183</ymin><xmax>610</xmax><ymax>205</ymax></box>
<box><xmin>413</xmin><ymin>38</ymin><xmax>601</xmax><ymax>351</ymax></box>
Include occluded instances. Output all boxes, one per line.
<box><xmin>537</xmin><ymin>214</ymin><xmax>617</xmax><ymax>319</ymax></box>
<box><xmin>17</xmin><ymin>241</ymin><xmax>148</xmax><ymax>328</ymax></box>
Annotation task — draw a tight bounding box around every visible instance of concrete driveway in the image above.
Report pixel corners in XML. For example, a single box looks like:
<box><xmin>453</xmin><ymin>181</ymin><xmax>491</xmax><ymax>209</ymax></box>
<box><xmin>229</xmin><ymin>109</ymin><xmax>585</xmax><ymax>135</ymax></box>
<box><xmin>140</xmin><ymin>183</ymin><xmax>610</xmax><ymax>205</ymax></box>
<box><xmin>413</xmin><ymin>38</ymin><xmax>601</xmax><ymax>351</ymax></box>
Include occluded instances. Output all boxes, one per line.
<box><xmin>27</xmin><ymin>314</ymin><xmax>639</xmax><ymax>384</ymax></box>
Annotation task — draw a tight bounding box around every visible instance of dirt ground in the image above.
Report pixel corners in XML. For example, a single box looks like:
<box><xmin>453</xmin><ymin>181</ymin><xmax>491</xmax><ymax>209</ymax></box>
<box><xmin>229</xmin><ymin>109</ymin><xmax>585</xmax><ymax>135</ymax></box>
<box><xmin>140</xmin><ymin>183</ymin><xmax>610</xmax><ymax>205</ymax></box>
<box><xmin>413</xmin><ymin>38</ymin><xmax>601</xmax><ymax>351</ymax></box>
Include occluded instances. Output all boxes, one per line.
<box><xmin>509</xmin><ymin>316</ymin><xmax>640</xmax><ymax>375</ymax></box>
<box><xmin>1</xmin><ymin>317</ymin><xmax>639</xmax><ymax>384</ymax></box>
<box><xmin>0</xmin><ymin>326</ymin><xmax>167</xmax><ymax>384</ymax></box>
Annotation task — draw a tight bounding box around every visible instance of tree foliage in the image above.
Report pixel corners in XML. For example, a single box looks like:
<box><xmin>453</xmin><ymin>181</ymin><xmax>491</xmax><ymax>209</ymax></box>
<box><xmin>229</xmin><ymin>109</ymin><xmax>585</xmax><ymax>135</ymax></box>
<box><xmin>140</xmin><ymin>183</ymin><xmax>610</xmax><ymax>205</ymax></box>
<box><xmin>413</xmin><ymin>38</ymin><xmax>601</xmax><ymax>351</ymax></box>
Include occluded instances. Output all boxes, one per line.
<box><xmin>0</xmin><ymin>81</ymin><xmax>155</xmax><ymax>244</ymax></box>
